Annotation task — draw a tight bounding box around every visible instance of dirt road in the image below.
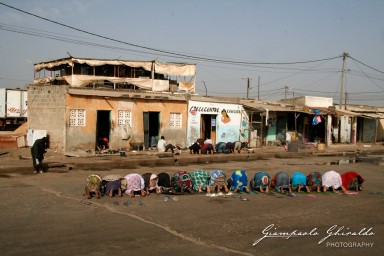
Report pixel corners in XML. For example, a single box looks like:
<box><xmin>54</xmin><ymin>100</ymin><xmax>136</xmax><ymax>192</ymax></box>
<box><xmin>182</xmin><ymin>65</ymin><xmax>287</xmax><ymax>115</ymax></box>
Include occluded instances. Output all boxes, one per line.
<box><xmin>0</xmin><ymin>154</ymin><xmax>383</xmax><ymax>256</ymax></box>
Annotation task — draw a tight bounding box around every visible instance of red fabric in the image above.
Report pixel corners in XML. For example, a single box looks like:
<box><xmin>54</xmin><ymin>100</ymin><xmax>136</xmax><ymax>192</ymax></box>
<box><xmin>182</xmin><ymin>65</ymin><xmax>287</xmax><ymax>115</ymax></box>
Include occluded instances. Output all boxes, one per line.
<box><xmin>341</xmin><ymin>171</ymin><xmax>364</xmax><ymax>189</ymax></box>
<box><xmin>201</xmin><ymin>143</ymin><xmax>209</xmax><ymax>152</ymax></box>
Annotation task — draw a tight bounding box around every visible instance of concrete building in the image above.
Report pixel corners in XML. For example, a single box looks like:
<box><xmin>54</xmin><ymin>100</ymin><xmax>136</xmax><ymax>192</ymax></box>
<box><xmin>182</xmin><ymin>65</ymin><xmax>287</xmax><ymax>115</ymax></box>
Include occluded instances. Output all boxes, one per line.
<box><xmin>26</xmin><ymin>57</ymin><xmax>383</xmax><ymax>153</ymax></box>
<box><xmin>343</xmin><ymin>104</ymin><xmax>384</xmax><ymax>143</ymax></box>
<box><xmin>242</xmin><ymin>96</ymin><xmax>366</xmax><ymax>147</ymax></box>
<box><xmin>28</xmin><ymin>57</ymin><xmax>196</xmax><ymax>153</ymax></box>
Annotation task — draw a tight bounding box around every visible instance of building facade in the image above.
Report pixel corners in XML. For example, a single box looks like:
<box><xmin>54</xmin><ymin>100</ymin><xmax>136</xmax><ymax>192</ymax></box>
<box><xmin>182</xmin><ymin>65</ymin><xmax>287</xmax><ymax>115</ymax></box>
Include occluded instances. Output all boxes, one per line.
<box><xmin>28</xmin><ymin>57</ymin><xmax>196</xmax><ymax>153</ymax></box>
<box><xmin>186</xmin><ymin>99</ymin><xmax>249</xmax><ymax>146</ymax></box>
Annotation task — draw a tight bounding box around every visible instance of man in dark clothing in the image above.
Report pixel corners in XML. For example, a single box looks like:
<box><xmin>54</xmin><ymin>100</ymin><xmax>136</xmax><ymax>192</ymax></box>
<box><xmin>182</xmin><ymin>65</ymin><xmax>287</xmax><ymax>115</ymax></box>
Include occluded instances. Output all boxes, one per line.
<box><xmin>189</xmin><ymin>140</ymin><xmax>201</xmax><ymax>154</ymax></box>
<box><xmin>31</xmin><ymin>137</ymin><xmax>48</xmax><ymax>174</ymax></box>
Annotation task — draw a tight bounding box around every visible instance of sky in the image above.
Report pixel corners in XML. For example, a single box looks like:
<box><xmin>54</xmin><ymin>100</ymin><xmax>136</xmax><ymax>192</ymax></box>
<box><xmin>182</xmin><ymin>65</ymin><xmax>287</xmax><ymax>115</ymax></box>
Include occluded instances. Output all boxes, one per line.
<box><xmin>0</xmin><ymin>0</ymin><xmax>383</xmax><ymax>106</ymax></box>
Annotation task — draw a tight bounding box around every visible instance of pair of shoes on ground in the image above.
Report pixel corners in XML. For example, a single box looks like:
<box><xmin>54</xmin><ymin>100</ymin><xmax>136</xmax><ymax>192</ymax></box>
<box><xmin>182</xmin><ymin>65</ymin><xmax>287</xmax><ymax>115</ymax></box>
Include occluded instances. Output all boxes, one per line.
<box><xmin>33</xmin><ymin>171</ymin><xmax>44</xmax><ymax>174</ymax></box>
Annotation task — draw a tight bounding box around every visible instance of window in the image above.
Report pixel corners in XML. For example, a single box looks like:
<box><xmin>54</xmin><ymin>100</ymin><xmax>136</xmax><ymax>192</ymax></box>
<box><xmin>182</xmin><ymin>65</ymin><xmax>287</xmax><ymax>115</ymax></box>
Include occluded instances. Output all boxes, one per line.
<box><xmin>170</xmin><ymin>112</ymin><xmax>182</xmax><ymax>128</ymax></box>
<box><xmin>69</xmin><ymin>109</ymin><xmax>86</xmax><ymax>126</ymax></box>
<box><xmin>118</xmin><ymin>110</ymin><xmax>132</xmax><ymax>126</ymax></box>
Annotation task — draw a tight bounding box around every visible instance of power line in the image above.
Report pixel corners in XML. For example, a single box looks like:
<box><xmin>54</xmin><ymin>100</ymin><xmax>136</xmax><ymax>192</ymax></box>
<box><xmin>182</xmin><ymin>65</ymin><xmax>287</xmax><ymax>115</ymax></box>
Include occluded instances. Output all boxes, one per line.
<box><xmin>0</xmin><ymin>2</ymin><xmax>342</xmax><ymax>66</ymax></box>
<box><xmin>348</xmin><ymin>56</ymin><xmax>384</xmax><ymax>74</ymax></box>
<box><xmin>350</xmin><ymin>57</ymin><xmax>384</xmax><ymax>91</ymax></box>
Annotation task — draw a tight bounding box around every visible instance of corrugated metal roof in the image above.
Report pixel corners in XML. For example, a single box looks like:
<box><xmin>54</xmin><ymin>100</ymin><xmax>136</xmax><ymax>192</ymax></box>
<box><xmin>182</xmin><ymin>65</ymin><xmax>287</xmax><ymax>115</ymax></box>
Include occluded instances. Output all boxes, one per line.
<box><xmin>242</xmin><ymin>102</ymin><xmax>304</xmax><ymax>112</ymax></box>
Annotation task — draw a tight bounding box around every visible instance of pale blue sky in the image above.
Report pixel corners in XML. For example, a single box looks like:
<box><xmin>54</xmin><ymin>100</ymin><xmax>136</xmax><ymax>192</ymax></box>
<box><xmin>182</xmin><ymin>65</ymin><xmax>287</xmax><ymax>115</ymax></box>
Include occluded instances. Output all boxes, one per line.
<box><xmin>1</xmin><ymin>0</ymin><xmax>383</xmax><ymax>106</ymax></box>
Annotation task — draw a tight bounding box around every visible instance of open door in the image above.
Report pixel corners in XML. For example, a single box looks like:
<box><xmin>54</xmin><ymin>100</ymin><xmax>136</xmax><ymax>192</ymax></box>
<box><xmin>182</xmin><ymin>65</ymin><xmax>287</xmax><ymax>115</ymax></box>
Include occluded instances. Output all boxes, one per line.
<box><xmin>96</xmin><ymin>110</ymin><xmax>111</xmax><ymax>150</ymax></box>
<box><xmin>200</xmin><ymin>114</ymin><xmax>217</xmax><ymax>144</ymax></box>
<box><xmin>143</xmin><ymin>111</ymin><xmax>160</xmax><ymax>149</ymax></box>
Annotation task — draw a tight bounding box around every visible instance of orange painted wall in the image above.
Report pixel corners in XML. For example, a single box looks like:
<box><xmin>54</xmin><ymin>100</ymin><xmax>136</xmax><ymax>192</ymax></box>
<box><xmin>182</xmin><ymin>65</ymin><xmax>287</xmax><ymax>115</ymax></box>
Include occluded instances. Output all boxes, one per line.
<box><xmin>65</xmin><ymin>94</ymin><xmax>188</xmax><ymax>151</ymax></box>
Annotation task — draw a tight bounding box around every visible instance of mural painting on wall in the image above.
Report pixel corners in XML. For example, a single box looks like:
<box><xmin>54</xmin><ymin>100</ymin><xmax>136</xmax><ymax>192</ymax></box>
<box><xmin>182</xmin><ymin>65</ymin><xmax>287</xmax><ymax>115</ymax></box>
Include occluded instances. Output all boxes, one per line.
<box><xmin>218</xmin><ymin>108</ymin><xmax>241</xmax><ymax>142</ymax></box>
<box><xmin>239</xmin><ymin>111</ymin><xmax>249</xmax><ymax>143</ymax></box>
<box><xmin>221</xmin><ymin>109</ymin><xmax>231</xmax><ymax>124</ymax></box>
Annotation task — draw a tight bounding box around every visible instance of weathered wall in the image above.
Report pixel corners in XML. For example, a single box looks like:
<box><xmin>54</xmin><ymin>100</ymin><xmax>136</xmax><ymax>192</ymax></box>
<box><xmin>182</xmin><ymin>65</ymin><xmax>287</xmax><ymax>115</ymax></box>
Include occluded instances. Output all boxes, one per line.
<box><xmin>27</xmin><ymin>85</ymin><xmax>68</xmax><ymax>152</ymax></box>
<box><xmin>65</xmin><ymin>95</ymin><xmax>188</xmax><ymax>151</ymax></box>
<box><xmin>339</xmin><ymin>116</ymin><xmax>352</xmax><ymax>143</ymax></box>
<box><xmin>304</xmin><ymin>96</ymin><xmax>333</xmax><ymax>108</ymax></box>
<box><xmin>133</xmin><ymin>100</ymin><xmax>188</xmax><ymax>147</ymax></box>
<box><xmin>362</xmin><ymin>118</ymin><xmax>376</xmax><ymax>143</ymax></box>
<box><xmin>378</xmin><ymin>119</ymin><xmax>384</xmax><ymax>142</ymax></box>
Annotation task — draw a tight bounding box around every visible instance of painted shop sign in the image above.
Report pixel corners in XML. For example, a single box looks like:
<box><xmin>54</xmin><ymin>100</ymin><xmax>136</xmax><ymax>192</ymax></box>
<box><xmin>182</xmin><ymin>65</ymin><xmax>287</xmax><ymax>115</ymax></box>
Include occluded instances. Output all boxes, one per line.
<box><xmin>189</xmin><ymin>105</ymin><xmax>241</xmax><ymax>114</ymax></box>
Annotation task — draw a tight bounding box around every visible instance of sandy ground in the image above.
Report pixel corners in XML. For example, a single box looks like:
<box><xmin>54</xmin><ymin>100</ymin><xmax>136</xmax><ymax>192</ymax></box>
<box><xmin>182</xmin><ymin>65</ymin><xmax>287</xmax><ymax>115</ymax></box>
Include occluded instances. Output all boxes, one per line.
<box><xmin>0</xmin><ymin>152</ymin><xmax>383</xmax><ymax>256</ymax></box>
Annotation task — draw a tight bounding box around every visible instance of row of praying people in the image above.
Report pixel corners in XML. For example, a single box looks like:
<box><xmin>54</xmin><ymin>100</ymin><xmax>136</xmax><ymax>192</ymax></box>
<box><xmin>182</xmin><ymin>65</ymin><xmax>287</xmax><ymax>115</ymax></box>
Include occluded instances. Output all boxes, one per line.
<box><xmin>189</xmin><ymin>138</ymin><xmax>246</xmax><ymax>155</ymax></box>
<box><xmin>84</xmin><ymin>170</ymin><xmax>364</xmax><ymax>199</ymax></box>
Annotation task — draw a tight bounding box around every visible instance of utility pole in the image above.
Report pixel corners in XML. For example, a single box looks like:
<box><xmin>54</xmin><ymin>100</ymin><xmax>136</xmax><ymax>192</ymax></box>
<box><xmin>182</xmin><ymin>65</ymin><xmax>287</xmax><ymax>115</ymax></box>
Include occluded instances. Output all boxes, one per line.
<box><xmin>339</xmin><ymin>52</ymin><xmax>348</xmax><ymax>109</ymax></box>
<box><xmin>345</xmin><ymin>92</ymin><xmax>348</xmax><ymax>110</ymax></box>
<box><xmin>201</xmin><ymin>81</ymin><xmax>207</xmax><ymax>96</ymax></box>
<box><xmin>284</xmin><ymin>85</ymin><xmax>288</xmax><ymax>99</ymax></box>
<box><xmin>284</xmin><ymin>85</ymin><xmax>294</xmax><ymax>99</ymax></box>
<box><xmin>242</xmin><ymin>77</ymin><xmax>252</xmax><ymax>99</ymax></box>
<box><xmin>257</xmin><ymin>76</ymin><xmax>260</xmax><ymax>100</ymax></box>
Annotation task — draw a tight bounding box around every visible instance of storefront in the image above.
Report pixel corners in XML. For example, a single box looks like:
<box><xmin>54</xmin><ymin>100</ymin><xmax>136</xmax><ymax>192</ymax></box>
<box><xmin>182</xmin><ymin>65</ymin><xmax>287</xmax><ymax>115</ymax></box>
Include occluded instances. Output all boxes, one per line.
<box><xmin>186</xmin><ymin>100</ymin><xmax>249</xmax><ymax>146</ymax></box>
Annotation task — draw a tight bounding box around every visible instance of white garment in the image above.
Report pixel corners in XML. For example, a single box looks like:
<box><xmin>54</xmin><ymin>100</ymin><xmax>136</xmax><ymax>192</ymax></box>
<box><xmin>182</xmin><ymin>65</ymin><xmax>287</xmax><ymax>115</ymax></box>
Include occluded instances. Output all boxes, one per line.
<box><xmin>124</xmin><ymin>173</ymin><xmax>145</xmax><ymax>195</ymax></box>
<box><xmin>322</xmin><ymin>170</ymin><xmax>342</xmax><ymax>189</ymax></box>
<box><xmin>157</xmin><ymin>139</ymin><xmax>166</xmax><ymax>152</ymax></box>
<box><xmin>204</xmin><ymin>139</ymin><xmax>213</xmax><ymax>145</ymax></box>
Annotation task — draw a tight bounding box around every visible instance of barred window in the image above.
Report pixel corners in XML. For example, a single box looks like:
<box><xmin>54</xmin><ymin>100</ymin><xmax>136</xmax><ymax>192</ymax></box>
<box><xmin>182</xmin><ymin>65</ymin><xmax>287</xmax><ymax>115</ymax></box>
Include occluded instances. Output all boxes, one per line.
<box><xmin>170</xmin><ymin>112</ymin><xmax>182</xmax><ymax>128</ymax></box>
<box><xmin>69</xmin><ymin>109</ymin><xmax>86</xmax><ymax>126</ymax></box>
<box><xmin>118</xmin><ymin>110</ymin><xmax>132</xmax><ymax>126</ymax></box>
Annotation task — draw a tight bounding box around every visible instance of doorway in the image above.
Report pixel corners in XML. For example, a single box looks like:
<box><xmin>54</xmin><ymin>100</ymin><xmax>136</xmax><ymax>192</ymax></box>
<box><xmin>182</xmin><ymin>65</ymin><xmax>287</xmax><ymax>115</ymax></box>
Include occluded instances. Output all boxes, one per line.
<box><xmin>200</xmin><ymin>114</ymin><xmax>217</xmax><ymax>144</ymax></box>
<box><xmin>96</xmin><ymin>110</ymin><xmax>111</xmax><ymax>149</ymax></box>
<box><xmin>143</xmin><ymin>111</ymin><xmax>160</xmax><ymax>149</ymax></box>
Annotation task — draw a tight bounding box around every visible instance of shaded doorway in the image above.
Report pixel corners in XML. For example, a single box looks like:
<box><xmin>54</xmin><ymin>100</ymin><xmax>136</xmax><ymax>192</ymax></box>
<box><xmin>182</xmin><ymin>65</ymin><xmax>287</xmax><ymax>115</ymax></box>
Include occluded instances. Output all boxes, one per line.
<box><xmin>276</xmin><ymin>115</ymin><xmax>287</xmax><ymax>142</ymax></box>
<box><xmin>143</xmin><ymin>111</ymin><xmax>160</xmax><ymax>149</ymax></box>
<box><xmin>200</xmin><ymin>114</ymin><xmax>217</xmax><ymax>144</ymax></box>
<box><xmin>304</xmin><ymin>115</ymin><xmax>326</xmax><ymax>143</ymax></box>
<box><xmin>96</xmin><ymin>110</ymin><xmax>111</xmax><ymax>150</ymax></box>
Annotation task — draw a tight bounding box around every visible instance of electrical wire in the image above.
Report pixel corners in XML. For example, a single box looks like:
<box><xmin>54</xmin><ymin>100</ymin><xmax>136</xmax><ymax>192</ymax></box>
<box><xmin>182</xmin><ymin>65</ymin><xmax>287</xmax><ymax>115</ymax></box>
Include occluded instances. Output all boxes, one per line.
<box><xmin>0</xmin><ymin>2</ymin><xmax>342</xmax><ymax>66</ymax></box>
<box><xmin>348</xmin><ymin>56</ymin><xmax>384</xmax><ymax>75</ymax></box>
<box><xmin>349</xmin><ymin>57</ymin><xmax>384</xmax><ymax>91</ymax></box>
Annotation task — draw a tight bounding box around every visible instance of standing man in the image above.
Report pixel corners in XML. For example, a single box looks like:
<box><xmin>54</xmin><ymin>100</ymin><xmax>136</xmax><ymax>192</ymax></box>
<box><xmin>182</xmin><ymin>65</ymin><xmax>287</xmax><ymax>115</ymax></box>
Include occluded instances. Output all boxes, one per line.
<box><xmin>157</xmin><ymin>136</ymin><xmax>175</xmax><ymax>154</ymax></box>
<box><xmin>31</xmin><ymin>137</ymin><xmax>48</xmax><ymax>174</ymax></box>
